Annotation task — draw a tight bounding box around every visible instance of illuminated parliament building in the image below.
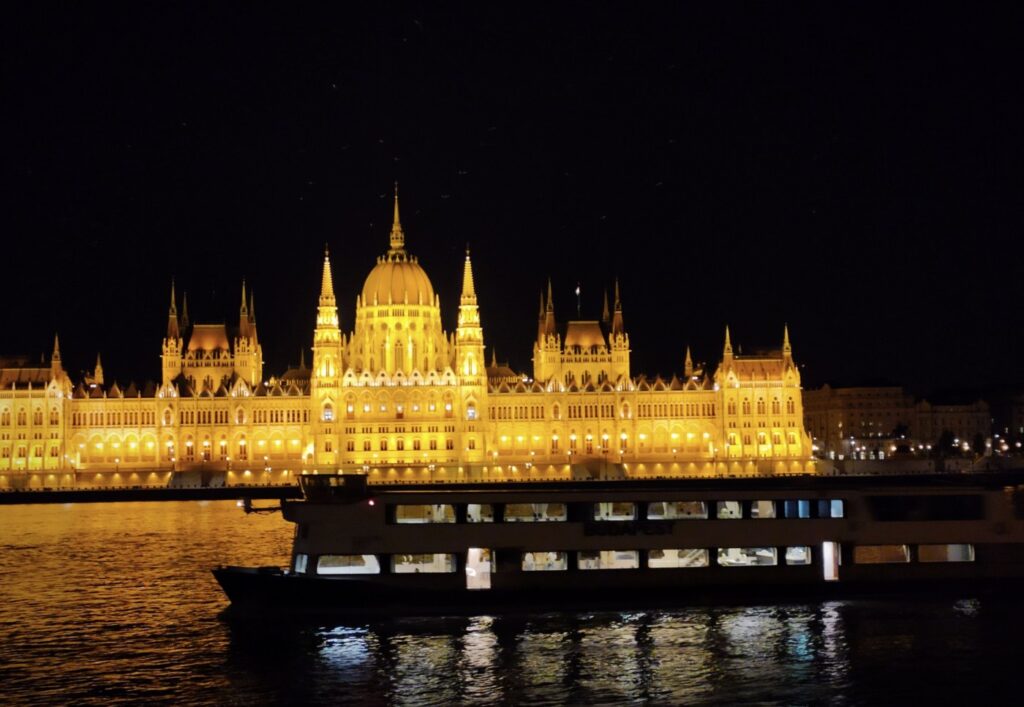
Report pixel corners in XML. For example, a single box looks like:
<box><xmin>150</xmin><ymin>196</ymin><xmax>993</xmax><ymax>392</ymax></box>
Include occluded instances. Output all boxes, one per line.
<box><xmin>0</xmin><ymin>195</ymin><xmax>813</xmax><ymax>487</ymax></box>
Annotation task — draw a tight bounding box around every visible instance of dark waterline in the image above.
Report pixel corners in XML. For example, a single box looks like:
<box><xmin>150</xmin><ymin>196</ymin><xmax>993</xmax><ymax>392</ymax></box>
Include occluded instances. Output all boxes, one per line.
<box><xmin>0</xmin><ymin>502</ymin><xmax>1017</xmax><ymax>704</ymax></box>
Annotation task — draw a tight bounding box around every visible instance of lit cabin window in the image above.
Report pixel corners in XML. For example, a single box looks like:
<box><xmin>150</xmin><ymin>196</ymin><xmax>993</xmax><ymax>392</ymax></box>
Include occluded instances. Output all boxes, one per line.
<box><xmin>578</xmin><ymin>550</ymin><xmax>639</xmax><ymax>570</ymax></box>
<box><xmin>647</xmin><ymin>501</ymin><xmax>707</xmax><ymax>519</ymax></box>
<box><xmin>593</xmin><ymin>502</ymin><xmax>636</xmax><ymax>521</ymax></box>
<box><xmin>317</xmin><ymin>554</ymin><xmax>380</xmax><ymax>575</ymax></box>
<box><xmin>322</xmin><ymin>404</ymin><xmax>334</xmax><ymax>422</ymax></box>
<box><xmin>853</xmin><ymin>545</ymin><xmax>911</xmax><ymax>564</ymax></box>
<box><xmin>648</xmin><ymin>549</ymin><xmax>709</xmax><ymax>568</ymax></box>
<box><xmin>917</xmin><ymin>544</ymin><xmax>975</xmax><ymax>563</ymax></box>
<box><xmin>782</xmin><ymin>500</ymin><xmax>812</xmax><ymax>519</ymax></box>
<box><xmin>392</xmin><ymin>553</ymin><xmax>455</xmax><ymax>573</ymax></box>
<box><xmin>820</xmin><ymin>499</ymin><xmax>844</xmax><ymax>518</ymax></box>
<box><xmin>504</xmin><ymin>503</ymin><xmax>566</xmax><ymax>522</ymax></box>
<box><xmin>718</xmin><ymin>547</ymin><xmax>778</xmax><ymax>566</ymax></box>
<box><xmin>785</xmin><ymin>546</ymin><xmax>812</xmax><ymax>565</ymax></box>
<box><xmin>293</xmin><ymin>554</ymin><xmax>309</xmax><ymax>574</ymax></box>
<box><xmin>521</xmin><ymin>551</ymin><xmax>567</xmax><ymax>571</ymax></box>
<box><xmin>716</xmin><ymin>501</ymin><xmax>743</xmax><ymax>519</ymax></box>
<box><xmin>394</xmin><ymin>504</ymin><xmax>456</xmax><ymax>523</ymax></box>
<box><xmin>750</xmin><ymin>501</ymin><xmax>776</xmax><ymax>518</ymax></box>
<box><xmin>466</xmin><ymin>504</ymin><xmax>494</xmax><ymax>522</ymax></box>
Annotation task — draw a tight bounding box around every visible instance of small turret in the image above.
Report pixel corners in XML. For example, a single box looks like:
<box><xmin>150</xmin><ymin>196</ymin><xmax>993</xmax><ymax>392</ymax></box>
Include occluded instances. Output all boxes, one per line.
<box><xmin>93</xmin><ymin>353</ymin><xmax>104</xmax><ymax>387</ymax></box>
<box><xmin>723</xmin><ymin>325</ymin><xmax>733</xmax><ymax>360</ymax></box>
<box><xmin>684</xmin><ymin>345</ymin><xmax>693</xmax><ymax>378</ymax></box>
<box><xmin>610</xmin><ymin>278</ymin><xmax>625</xmax><ymax>336</ymax></box>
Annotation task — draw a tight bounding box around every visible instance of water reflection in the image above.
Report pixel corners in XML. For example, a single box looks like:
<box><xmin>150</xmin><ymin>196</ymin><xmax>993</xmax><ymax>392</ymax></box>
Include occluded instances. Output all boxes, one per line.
<box><xmin>2</xmin><ymin>502</ymin><xmax>1021</xmax><ymax>704</ymax></box>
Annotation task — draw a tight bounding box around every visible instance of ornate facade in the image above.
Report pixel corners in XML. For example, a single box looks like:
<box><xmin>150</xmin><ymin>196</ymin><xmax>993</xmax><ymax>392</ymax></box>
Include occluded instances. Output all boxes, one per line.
<box><xmin>0</xmin><ymin>194</ymin><xmax>813</xmax><ymax>488</ymax></box>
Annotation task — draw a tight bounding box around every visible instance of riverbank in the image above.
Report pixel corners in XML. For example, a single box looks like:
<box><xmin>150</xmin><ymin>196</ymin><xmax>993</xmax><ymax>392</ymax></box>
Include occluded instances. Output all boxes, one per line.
<box><xmin>0</xmin><ymin>484</ymin><xmax>301</xmax><ymax>505</ymax></box>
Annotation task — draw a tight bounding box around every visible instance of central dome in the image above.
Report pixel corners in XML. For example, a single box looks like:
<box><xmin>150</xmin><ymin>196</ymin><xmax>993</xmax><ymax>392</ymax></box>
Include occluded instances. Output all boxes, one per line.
<box><xmin>360</xmin><ymin>187</ymin><xmax>435</xmax><ymax>306</ymax></box>
<box><xmin>361</xmin><ymin>255</ymin><xmax>435</xmax><ymax>305</ymax></box>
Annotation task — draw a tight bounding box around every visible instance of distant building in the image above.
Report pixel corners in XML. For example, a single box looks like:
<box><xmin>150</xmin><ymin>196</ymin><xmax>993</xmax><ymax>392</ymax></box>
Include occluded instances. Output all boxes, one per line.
<box><xmin>0</xmin><ymin>192</ymin><xmax>814</xmax><ymax>485</ymax></box>
<box><xmin>804</xmin><ymin>384</ymin><xmax>990</xmax><ymax>458</ymax></box>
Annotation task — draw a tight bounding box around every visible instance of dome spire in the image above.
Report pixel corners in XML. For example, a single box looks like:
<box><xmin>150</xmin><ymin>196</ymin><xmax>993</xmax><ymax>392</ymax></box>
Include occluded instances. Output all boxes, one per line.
<box><xmin>389</xmin><ymin>181</ymin><xmax>405</xmax><ymax>253</ymax></box>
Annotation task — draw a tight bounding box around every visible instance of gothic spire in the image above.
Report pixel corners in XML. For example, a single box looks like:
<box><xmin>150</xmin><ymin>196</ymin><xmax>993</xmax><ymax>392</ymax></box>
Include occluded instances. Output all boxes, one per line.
<box><xmin>723</xmin><ymin>325</ymin><xmax>733</xmax><ymax>358</ymax></box>
<box><xmin>180</xmin><ymin>292</ymin><xmax>190</xmax><ymax>330</ymax></box>
<box><xmin>601</xmin><ymin>288</ymin><xmax>610</xmax><ymax>324</ymax></box>
<box><xmin>461</xmin><ymin>247</ymin><xmax>476</xmax><ymax>301</ymax></box>
<box><xmin>783</xmin><ymin>323</ymin><xmax>792</xmax><ymax>356</ymax></box>
<box><xmin>240</xmin><ymin>280</ymin><xmax>248</xmax><ymax>315</ymax></box>
<box><xmin>610</xmin><ymin>278</ymin><xmax>625</xmax><ymax>335</ymax></box>
<box><xmin>166</xmin><ymin>280</ymin><xmax>180</xmax><ymax>340</ymax></box>
<box><xmin>52</xmin><ymin>333</ymin><xmax>61</xmax><ymax>362</ymax></box>
<box><xmin>320</xmin><ymin>245</ymin><xmax>336</xmax><ymax>304</ymax></box>
<box><xmin>684</xmin><ymin>345</ymin><xmax>693</xmax><ymax>377</ymax></box>
<box><xmin>389</xmin><ymin>181</ymin><xmax>405</xmax><ymax>253</ymax></box>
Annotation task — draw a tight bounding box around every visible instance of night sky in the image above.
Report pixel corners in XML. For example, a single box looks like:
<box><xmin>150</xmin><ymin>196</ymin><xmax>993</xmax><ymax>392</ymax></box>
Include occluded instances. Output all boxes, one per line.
<box><xmin>3</xmin><ymin>4</ymin><xmax>1022</xmax><ymax>394</ymax></box>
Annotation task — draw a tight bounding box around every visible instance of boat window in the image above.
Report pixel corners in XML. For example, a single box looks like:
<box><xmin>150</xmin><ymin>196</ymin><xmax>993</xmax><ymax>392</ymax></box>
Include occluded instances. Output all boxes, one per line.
<box><xmin>818</xmin><ymin>499</ymin><xmax>844</xmax><ymax>518</ymax></box>
<box><xmin>393</xmin><ymin>504</ymin><xmax>456</xmax><ymax>524</ymax></box>
<box><xmin>317</xmin><ymin>554</ymin><xmax>381</xmax><ymax>575</ymax></box>
<box><xmin>647</xmin><ymin>501</ymin><xmax>707</xmax><ymax>519</ymax></box>
<box><xmin>593</xmin><ymin>502</ymin><xmax>636</xmax><ymax>521</ymax></box>
<box><xmin>718</xmin><ymin>547</ymin><xmax>778</xmax><ymax>566</ymax></box>
<box><xmin>294</xmin><ymin>553</ymin><xmax>309</xmax><ymax>574</ymax></box>
<box><xmin>505</xmin><ymin>503</ymin><xmax>567</xmax><ymax>522</ymax></box>
<box><xmin>521</xmin><ymin>551</ymin><xmax>567</xmax><ymax>571</ymax></box>
<box><xmin>465</xmin><ymin>548</ymin><xmax>492</xmax><ymax>589</ymax></box>
<box><xmin>853</xmin><ymin>545</ymin><xmax>911</xmax><ymax>564</ymax></box>
<box><xmin>391</xmin><ymin>553</ymin><xmax>455</xmax><ymax>573</ymax></box>
<box><xmin>750</xmin><ymin>501</ymin><xmax>776</xmax><ymax>519</ymax></box>
<box><xmin>647</xmin><ymin>548</ymin><xmax>709</xmax><ymax>568</ymax></box>
<box><xmin>578</xmin><ymin>550</ymin><xmax>639</xmax><ymax>570</ymax></box>
<box><xmin>782</xmin><ymin>500</ymin><xmax>812</xmax><ymax>519</ymax></box>
<box><xmin>785</xmin><ymin>546</ymin><xmax>812</xmax><ymax>565</ymax></box>
<box><xmin>918</xmin><ymin>544</ymin><xmax>975</xmax><ymax>563</ymax></box>
<box><xmin>716</xmin><ymin>501</ymin><xmax>743</xmax><ymax>519</ymax></box>
<box><xmin>466</xmin><ymin>503</ymin><xmax>494</xmax><ymax>523</ymax></box>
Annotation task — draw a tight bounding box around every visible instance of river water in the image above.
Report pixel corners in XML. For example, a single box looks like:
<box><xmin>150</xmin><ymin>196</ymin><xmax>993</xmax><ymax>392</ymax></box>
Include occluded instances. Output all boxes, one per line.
<box><xmin>0</xmin><ymin>501</ymin><xmax>1018</xmax><ymax>705</ymax></box>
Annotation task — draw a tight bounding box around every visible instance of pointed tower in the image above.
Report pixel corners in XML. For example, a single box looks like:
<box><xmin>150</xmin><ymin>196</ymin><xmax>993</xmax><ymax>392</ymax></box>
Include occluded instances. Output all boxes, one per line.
<box><xmin>608</xmin><ymin>278</ymin><xmax>630</xmax><ymax>380</ymax></box>
<box><xmin>93</xmin><ymin>354</ymin><xmax>105</xmax><ymax>387</ymax></box>
<box><xmin>723</xmin><ymin>325</ymin><xmax>733</xmax><ymax>361</ymax></box>
<box><xmin>50</xmin><ymin>334</ymin><xmax>65</xmax><ymax>380</ymax></box>
<box><xmin>233</xmin><ymin>280</ymin><xmax>262</xmax><ymax>386</ymax></box>
<box><xmin>311</xmin><ymin>246</ymin><xmax>342</xmax><ymax>467</ymax></box>
<box><xmin>684</xmin><ymin>345</ymin><xmax>693</xmax><ymax>378</ymax></box>
<box><xmin>601</xmin><ymin>288</ymin><xmax>610</xmax><ymax>325</ymax></box>
<box><xmin>782</xmin><ymin>323</ymin><xmax>792</xmax><ymax>359</ymax></box>
<box><xmin>533</xmin><ymin>278</ymin><xmax>562</xmax><ymax>382</ymax></box>
<box><xmin>455</xmin><ymin>248</ymin><xmax>487</xmax><ymax>462</ymax></box>
<box><xmin>162</xmin><ymin>281</ymin><xmax>184</xmax><ymax>385</ymax></box>
<box><xmin>180</xmin><ymin>292</ymin><xmax>190</xmax><ymax>331</ymax></box>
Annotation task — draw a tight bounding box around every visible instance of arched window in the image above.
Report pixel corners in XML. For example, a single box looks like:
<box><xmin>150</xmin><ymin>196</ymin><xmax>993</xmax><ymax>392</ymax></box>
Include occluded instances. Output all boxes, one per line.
<box><xmin>238</xmin><ymin>436</ymin><xmax>248</xmax><ymax>460</ymax></box>
<box><xmin>236</xmin><ymin>408</ymin><xmax>245</xmax><ymax>425</ymax></box>
<box><xmin>17</xmin><ymin>409</ymin><xmax>26</xmax><ymax>426</ymax></box>
<box><xmin>552</xmin><ymin>403</ymin><xmax>561</xmax><ymax>420</ymax></box>
<box><xmin>756</xmin><ymin>398</ymin><xmax>766</xmax><ymax>415</ymax></box>
<box><xmin>163</xmin><ymin>409</ymin><xmax>173</xmax><ymax>426</ymax></box>
<box><xmin>621</xmin><ymin>403</ymin><xmax>631</xmax><ymax>419</ymax></box>
<box><xmin>49</xmin><ymin>408</ymin><xmax>59</xmax><ymax>426</ymax></box>
<box><xmin>771</xmin><ymin>399</ymin><xmax>781</xmax><ymax>415</ymax></box>
<box><xmin>786</xmin><ymin>397</ymin><xmax>795</xmax><ymax>414</ymax></box>
<box><xmin>741</xmin><ymin>399</ymin><xmax>750</xmax><ymax>415</ymax></box>
<box><xmin>727</xmin><ymin>400</ymin><xmax>736</xmax><ymax>415</ymax></box>
<box><xmin>322</xmin><ymin>403</ymin><xmax>334</xmax><ymax>422</ymax></box>
<box><xmin>466</xmin><ymin>403</ymin><xmax>476</xmax><ymax>421</ymax></box>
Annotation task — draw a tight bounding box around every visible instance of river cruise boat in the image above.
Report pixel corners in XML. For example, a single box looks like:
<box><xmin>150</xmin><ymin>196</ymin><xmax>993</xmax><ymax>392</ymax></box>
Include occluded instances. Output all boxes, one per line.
<box><xmin>214</xmin><ymin>471</ymin><xmax>1024</xmax><ymax>613</ymax></box>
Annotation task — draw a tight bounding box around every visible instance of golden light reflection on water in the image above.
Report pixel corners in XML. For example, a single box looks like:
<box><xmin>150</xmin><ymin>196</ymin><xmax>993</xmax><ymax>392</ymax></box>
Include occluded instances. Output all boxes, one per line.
<box><xmin>0</xmin><ymin>502</ymin><xmax>1014</xmax><ymax>703</ymax></box>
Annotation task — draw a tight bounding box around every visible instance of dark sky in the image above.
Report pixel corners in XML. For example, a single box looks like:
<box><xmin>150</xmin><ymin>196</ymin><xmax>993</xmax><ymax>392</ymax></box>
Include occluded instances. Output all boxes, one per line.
<box><xmin>3</xmin><ymin>4</ymin><xmax>1022</xmax><ymax>393</ymax></box>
